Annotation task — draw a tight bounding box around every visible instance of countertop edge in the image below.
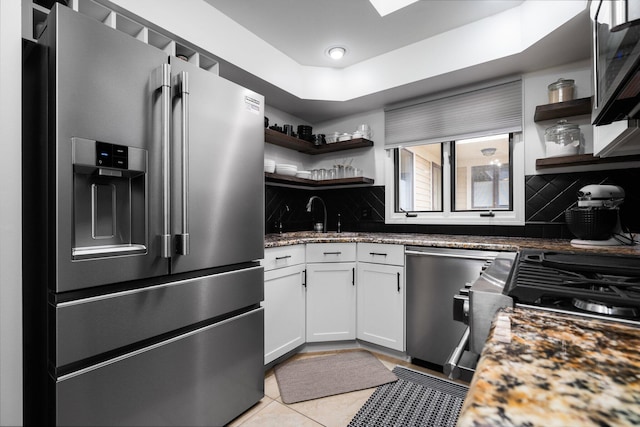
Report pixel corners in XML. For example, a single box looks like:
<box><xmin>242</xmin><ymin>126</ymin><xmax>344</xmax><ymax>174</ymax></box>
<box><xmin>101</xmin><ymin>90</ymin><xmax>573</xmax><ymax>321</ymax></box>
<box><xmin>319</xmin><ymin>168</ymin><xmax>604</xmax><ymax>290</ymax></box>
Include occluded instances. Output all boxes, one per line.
<box><xmin>264</xmin><ymin>232</ymin><xmax>640</xmax><ymax>256</ymax></box>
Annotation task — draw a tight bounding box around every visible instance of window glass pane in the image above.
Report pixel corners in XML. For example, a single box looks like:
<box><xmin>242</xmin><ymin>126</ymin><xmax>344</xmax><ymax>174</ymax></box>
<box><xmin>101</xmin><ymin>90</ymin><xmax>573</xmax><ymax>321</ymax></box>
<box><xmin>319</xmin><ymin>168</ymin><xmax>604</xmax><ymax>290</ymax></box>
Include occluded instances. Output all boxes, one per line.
<box><xmin>399</xmin><ymin>148</ymin><xmax>414</xmax><ymax>211</ymax></box>
<box><xmin>453</xmin><ymin>134</ymin><xmax>511</xmax><ymax>211</ymax></box>
<box><xmin>396</xmin><ymin>144</ymin><xmax>442</xmax><ymax>212</ymax></box>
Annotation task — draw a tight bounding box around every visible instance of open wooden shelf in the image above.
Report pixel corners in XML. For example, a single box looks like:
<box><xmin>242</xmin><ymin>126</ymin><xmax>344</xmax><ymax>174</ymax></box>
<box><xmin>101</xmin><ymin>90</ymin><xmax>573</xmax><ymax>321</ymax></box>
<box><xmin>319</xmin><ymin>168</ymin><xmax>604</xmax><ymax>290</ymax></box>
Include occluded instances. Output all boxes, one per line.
<box><xmin>534</xmin><ymin>97</ymin><xmax>592</xmax><ymax>122</ymax></box>
<box><xmin>265</xmin><ymin>128</ymin><xmax>373</xmax><ymax>154</ymax></box>
<box><xmin>535</xmin><ymin>153</ymin><xmax>640</xmax><ymax>169</ymax></box>
<box><xmin>265</xmin><ymin>172</ymin><xmax>374</xmax><ymax>187</ymax></box>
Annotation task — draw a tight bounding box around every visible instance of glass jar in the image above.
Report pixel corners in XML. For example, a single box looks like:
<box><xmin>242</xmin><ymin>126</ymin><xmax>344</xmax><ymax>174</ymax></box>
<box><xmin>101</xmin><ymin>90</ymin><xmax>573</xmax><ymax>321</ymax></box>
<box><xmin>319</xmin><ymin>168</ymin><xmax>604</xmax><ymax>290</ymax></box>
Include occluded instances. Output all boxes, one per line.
<box><xmin>548</xmin><ymin>78</ymin><xmax>575</xmax><ymax>103</ymax></box>
<box><xmin>544</xmin><ymin>120</ymin><xmax>581</xmax><ymax>157</ymax></box>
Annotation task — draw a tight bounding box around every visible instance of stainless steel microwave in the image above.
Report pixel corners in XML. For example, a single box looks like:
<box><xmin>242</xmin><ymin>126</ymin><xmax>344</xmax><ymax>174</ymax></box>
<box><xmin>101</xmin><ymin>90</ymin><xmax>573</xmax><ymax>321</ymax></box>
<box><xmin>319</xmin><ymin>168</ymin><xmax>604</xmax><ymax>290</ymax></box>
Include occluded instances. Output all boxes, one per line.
<box><xmin>592</xmin><ymin>0</ymin><xmax>640</xmax><ymax>125</ymax></box>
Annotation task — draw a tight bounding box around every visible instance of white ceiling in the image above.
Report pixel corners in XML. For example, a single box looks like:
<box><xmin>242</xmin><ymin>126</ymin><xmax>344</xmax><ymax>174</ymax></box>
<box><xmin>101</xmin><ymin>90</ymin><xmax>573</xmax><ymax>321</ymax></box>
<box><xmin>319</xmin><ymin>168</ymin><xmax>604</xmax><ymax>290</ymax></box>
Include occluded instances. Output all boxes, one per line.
<box><xmin>196</xmin><ymin>0</ymin><xmax>591</xmax><ymax>123</ymax></box>
<box><xmin>203</xmin><ymin>0</ymin><xmax>525</xmax><ymax>68</ymax></box>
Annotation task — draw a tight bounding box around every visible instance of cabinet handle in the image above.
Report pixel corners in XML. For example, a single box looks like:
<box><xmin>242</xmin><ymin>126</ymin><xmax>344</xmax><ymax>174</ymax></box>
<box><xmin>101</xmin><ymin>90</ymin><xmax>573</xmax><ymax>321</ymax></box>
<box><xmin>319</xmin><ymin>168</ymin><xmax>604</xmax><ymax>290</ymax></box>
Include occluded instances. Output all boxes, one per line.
<box><xmin>323</xmin><ymin>251</ymin><xmax>342</xmax><ymax>255</ymax></box>
<box><xmin>275</xmin><ymin>255</ymin><xmax>292</xmax><ymax>260</ymax></box>
<box><xmin>352</xmin><ymin>267</ymin><xmax>355</xmax><ymax>286</ymax></box>
<box><xmin>369</xmin><ymin>252</ymin><xmax>387</xmax><ymax>257</ymax></box>
<box><xmin>397</xmin><ymin>272</ymin><xmax>400</xmax><ymax>293</ymax></box>
<box><xmin>302</xmin><ymin>269</ymin><xmax>306</xmax><ymax>287</ymax></box>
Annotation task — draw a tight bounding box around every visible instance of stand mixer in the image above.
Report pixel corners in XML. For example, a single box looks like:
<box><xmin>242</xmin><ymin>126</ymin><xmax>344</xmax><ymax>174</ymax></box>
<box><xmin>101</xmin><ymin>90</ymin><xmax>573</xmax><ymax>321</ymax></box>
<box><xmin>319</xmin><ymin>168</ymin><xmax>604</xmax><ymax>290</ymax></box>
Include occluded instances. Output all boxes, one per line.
<box><xmin>565</xmin><ymin>185</ymin><xmax>637</xmax><ymax>247</ymax></box>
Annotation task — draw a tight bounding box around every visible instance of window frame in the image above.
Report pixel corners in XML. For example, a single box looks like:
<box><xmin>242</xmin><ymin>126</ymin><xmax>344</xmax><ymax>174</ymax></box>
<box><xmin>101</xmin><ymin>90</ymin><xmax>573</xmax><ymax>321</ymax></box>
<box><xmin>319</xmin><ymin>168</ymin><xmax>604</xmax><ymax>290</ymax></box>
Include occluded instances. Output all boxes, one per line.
<box><xmin>451</xmin><ymin>133</ymin><xmax>514</xmax><ymax>213</ymax></box>
<box><xmin>384</xmin><ymin>132</ymin><xmax>525</xmax><ymax>226</ymax></box>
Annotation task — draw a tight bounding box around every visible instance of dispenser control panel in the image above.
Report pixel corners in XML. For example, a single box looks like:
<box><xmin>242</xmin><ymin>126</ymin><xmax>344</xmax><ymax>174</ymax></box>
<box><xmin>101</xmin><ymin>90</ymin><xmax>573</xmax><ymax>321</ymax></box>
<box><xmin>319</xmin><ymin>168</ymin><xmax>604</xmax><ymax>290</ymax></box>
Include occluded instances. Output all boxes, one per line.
<box><xmin>96</xmin><ymin>141</ymin><xmax>128</xmax><ymax>169</ymax></box>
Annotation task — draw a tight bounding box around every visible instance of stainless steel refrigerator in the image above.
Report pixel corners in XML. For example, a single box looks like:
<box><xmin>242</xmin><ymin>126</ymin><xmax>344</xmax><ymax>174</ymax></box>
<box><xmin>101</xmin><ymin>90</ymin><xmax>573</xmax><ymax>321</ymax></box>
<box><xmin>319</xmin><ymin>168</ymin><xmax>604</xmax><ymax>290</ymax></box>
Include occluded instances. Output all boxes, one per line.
<box><xmin>22</xmin><ymin>4</ymin><xmax>265</xmax><ymax>426</ymax></box>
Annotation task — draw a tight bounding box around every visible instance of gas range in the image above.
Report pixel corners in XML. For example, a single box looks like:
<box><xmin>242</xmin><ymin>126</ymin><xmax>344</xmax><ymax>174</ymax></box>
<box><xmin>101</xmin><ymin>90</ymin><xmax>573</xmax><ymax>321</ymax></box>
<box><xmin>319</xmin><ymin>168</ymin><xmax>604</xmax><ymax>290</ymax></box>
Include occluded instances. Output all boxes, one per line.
<box><xmin>455</xmin><ymin>249</ymin><xmax>640</xmax><ymax>359</ymax></box>
<box><xmin>506</xmin><ymin>249</ymin><xmax>640</xmax><ymax>324</ymax></box>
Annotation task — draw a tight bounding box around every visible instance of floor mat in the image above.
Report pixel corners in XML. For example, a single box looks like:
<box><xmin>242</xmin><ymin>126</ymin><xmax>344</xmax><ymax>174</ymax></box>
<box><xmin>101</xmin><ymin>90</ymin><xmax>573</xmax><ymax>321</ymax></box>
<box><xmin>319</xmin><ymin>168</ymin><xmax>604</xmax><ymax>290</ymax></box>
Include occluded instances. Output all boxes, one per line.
<box><xmin>348</xmin><ymin>366</ymin><xmax>468</xmax><ymax>427</ymax></box>
<box><xmin>274</xmin><ymin>350</ymin><xmax>398</xmax><ymax>404</ymax></box>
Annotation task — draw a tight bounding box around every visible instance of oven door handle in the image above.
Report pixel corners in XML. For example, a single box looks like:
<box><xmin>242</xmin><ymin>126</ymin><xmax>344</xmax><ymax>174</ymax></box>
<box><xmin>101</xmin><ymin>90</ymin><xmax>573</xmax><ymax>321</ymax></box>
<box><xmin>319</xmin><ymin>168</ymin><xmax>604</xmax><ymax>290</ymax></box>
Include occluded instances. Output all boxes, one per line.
<box><xmin>443</xmin><ymin>327</ymin><xmax>470</xmax><ymax>380</ymax></box>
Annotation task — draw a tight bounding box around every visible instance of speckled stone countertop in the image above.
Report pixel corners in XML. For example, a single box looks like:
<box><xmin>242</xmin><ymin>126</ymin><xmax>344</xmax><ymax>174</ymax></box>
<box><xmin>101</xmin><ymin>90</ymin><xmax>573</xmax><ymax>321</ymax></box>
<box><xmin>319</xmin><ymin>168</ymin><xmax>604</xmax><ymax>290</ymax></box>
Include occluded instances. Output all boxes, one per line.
<box><xmin>265</xmin><ymin>232</ymin><xmax>640</xmax><ymax>256</ymax></box>
<box><xmin>457</xmin><ymin>307</ymin><xmax>640</xmax><ymax>427</ymax></box>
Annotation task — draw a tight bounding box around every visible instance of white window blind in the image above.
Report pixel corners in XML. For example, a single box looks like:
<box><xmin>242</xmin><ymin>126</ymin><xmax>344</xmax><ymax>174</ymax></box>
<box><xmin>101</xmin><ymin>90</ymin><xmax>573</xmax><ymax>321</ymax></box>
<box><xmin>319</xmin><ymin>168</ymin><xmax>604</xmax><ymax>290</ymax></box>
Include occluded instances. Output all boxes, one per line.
<box><xmin>385</xmin><ymin>80</ymin><xmax>522</xmax><ymax>148</ymax></box>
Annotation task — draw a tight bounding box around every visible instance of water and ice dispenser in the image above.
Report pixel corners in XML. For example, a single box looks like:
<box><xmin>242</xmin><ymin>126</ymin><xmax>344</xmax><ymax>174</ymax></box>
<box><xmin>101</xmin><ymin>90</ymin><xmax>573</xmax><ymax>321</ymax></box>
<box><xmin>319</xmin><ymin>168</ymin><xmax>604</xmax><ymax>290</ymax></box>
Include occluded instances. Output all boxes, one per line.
<box><xmin>72</xmin><ymin>137</ymin><xmax>147</xmax><ymax>260</ymax></box>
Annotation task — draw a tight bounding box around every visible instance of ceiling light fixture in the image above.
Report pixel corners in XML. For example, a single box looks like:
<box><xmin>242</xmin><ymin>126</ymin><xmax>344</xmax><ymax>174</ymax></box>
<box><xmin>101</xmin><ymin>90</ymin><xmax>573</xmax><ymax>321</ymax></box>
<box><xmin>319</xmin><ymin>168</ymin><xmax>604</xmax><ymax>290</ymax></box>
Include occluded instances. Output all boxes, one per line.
<box><xmin>481</xmin><ymin>147</ymin><xmax>496</xmax><ymax>157</ymax></box>
<box><xmin>327</xmin><ymin>46</ymin><xmax>346</xmax><ymax>60</ymax></box>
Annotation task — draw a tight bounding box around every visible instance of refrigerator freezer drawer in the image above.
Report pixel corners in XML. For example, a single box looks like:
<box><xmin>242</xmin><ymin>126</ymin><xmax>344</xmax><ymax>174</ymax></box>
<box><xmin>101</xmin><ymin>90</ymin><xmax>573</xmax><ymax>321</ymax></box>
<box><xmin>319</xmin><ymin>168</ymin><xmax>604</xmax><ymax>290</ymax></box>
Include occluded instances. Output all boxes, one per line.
<box><xmin>55</xmin><ymin>307</ymin><xmax>264</xmax><ymax>426</ymax></box>
<box><xmin>54</xmin><ymin>266</ymin><xmax>263</xmax><ymax>367</ymax></box>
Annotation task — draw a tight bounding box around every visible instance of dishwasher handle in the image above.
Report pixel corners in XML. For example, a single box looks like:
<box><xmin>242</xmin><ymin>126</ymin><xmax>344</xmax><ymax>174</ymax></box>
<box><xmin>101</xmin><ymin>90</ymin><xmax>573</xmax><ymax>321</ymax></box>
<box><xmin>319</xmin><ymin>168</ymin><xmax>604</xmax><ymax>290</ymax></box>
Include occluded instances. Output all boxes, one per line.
<box><xmin>405</xmin><ymin>249</ymin><xmax>496</xmax><ymax>261</ymax></box>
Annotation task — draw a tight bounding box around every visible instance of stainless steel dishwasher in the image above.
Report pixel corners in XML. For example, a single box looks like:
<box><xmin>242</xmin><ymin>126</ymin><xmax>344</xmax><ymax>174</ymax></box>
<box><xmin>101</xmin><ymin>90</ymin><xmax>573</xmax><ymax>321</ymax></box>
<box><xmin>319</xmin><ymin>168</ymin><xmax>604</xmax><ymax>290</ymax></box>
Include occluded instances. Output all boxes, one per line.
<box><xmin>405</xmin><ymin>246</ymin><xmax>498</xmax><ymax>368</ymax></box>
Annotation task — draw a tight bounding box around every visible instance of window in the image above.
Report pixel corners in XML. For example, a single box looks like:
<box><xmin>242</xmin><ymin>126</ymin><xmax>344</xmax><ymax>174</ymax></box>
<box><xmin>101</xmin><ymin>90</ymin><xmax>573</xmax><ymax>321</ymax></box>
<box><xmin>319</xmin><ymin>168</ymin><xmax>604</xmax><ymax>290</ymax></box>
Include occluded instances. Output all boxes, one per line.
<box><xmin>396</xmin><ymin>145</ymin><xmax>443</xmax><ymax>212</ymax></box>
<box><xmin>393</xmin><ymin>133</ymin><xmax>512</xmax><ymax>214</ymax></box>
<box><xmin>453</xmin><ymin>134</ymin><xmax>511</xmax><ymax>211</ymax></box>
<box><xmin>384</xmin><ymin>79</ymin><xmax>523</xmax><ymax>225</ymax></box>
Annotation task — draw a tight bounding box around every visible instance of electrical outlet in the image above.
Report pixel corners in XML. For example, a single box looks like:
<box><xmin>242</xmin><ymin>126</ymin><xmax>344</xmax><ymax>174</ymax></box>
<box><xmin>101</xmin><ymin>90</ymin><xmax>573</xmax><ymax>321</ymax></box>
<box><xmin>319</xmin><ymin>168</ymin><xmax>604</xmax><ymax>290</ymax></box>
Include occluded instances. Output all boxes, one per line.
<box><xmin>361</xmin><ymin>207</ymin><xmax>371</xmax><ymax>219</ymax></box>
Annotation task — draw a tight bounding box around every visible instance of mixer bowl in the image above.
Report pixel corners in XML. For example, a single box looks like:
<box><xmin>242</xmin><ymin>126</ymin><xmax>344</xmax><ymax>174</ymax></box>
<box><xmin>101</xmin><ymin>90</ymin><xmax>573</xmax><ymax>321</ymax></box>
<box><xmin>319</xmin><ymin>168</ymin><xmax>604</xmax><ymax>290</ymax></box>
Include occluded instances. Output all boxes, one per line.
<box><xmin>565</xmin><ymin>207</ymin><xmax>618</xmax><ymax>240</ymax></box>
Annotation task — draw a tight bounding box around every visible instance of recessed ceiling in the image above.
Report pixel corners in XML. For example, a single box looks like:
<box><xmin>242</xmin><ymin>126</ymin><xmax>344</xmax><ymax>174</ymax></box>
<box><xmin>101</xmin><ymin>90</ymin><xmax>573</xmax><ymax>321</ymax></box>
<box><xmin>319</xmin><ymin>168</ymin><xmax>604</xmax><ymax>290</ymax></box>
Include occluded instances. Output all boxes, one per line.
<box><xmin>186</xmin><ymin>0</ymin><xmax>590</xmax><ymax>123</ymax></box>
<box><xmin>203</xmin><ymin>0</ymin><xmax>525</xmax><ymax>68</ymax></box>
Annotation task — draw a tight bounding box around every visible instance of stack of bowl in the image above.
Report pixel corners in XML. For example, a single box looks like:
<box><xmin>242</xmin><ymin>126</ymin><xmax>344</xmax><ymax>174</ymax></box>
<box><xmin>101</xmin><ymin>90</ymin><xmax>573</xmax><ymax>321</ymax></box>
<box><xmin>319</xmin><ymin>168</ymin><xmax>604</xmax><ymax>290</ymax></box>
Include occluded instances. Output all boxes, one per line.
<box><xmin>275</xmin><ymin>164</ymin><xmax>298</xmax><ymax>176</ymax></box>
<box><xmin>297</xmin><ymin>125</ymin><xmax>313</xmax><ymax>142</ymax></box>
<box><xmin>264</xmin><ymin>159</ymin><xmax>276</xmax><ymax>173</ymax></box>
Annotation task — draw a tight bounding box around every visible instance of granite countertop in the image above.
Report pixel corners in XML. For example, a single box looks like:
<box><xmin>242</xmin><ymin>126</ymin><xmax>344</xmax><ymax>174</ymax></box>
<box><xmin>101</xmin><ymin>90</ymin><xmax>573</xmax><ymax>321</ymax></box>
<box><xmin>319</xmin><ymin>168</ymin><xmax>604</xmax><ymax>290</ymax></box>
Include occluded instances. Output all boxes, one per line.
<box><xmin>457</xmin><ymin>307</ymin><xmax>640</xmax><ymax>427</ymax></box>
<box><xmin>265</xmin><ymin>232</ymin><xmax>640</xmax><ymax>256</ymax></box>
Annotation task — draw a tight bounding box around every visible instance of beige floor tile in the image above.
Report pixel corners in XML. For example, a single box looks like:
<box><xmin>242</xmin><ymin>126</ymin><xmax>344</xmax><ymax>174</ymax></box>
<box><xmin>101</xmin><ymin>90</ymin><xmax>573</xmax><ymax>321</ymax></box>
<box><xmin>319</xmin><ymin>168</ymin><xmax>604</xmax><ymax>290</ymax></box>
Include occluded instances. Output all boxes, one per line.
<box><xmin>287</xmin><ymin>387</ymin><xmax>377</xmax><ymax>427</ymax></box>
<box><xmin>264</xmin><ymin>370</ymin><xmax>280</xmax><ymax>400</ymax></box>
<box><xmin>226</xmin><ymin>396</ymin><xmax>273</xmax><ymax>427</ymax></box>
<box><xmin>235</xmin><ymin>400</ymin><xmax>322</xmax><ymax>427</ymax></box>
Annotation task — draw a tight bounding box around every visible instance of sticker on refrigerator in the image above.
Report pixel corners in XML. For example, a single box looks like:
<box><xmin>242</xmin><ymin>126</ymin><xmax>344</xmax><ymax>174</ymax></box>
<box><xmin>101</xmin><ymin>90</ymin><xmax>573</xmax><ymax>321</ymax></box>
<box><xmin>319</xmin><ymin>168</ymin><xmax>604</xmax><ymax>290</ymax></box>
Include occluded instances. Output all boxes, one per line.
<box><xmin>245</xmin><ymin>96</ymin><xmax>261</xmax><ymax>114</ymax></box>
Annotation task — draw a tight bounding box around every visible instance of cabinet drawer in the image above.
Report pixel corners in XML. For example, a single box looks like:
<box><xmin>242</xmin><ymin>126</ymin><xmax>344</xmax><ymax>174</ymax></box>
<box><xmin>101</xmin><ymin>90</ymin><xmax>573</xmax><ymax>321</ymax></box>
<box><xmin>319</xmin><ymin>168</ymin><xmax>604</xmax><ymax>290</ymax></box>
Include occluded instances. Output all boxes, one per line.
<box><xmin>264</xmin><ymin>245</ymin><xmax>305</xmax><ymax>271</ymax></box>
<box><xmin>306</xmin><ymin>243</ymin><xmax>356</xmax><ymax>263</ymax></box>
<box><xmin>357</xmin><ymin>243</ymin><xmax>405</xmax><ymax>266</ymax></box>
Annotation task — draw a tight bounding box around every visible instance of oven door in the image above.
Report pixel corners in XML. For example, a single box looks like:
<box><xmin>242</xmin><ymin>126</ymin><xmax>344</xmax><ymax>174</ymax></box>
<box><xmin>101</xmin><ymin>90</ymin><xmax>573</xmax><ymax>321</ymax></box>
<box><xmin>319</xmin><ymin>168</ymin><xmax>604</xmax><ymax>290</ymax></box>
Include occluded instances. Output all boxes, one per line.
<box><xmin>592</xmin><ymin>0</ymin><xmax>640</xmax><ymax>125</ymax></box>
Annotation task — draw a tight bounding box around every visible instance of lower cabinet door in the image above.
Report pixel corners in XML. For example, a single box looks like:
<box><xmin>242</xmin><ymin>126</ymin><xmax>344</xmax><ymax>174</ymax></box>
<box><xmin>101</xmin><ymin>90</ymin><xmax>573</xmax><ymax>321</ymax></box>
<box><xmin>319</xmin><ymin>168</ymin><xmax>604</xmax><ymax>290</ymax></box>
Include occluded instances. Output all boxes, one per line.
<box><xmin>357</xmin><ymin>263</ymin><xmax>404</xmax><ymax>351</ymax></box>
<box><xmin>55</xmin><ymin>308</ymin><xmax>264</xmax><ymax>427</ymax></box>
<box><xmin>306</xmin><ymin>262</ymin><xmax>356</xmax><ymax>342</ymax></box>
<box><xmin>264</xmin><ymin>264</ymin><xmax>306</xmax><ymax>364</ymax></box>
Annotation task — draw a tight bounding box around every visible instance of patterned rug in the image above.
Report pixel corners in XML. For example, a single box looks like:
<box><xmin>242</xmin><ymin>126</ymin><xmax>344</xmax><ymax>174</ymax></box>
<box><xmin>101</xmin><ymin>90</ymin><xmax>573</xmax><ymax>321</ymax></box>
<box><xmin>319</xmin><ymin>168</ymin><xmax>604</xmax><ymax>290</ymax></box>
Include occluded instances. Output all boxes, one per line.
<box><xmin>348</xmin><ymin>366</ymin><xmax>469</xmax><ymax>427</ymax></box>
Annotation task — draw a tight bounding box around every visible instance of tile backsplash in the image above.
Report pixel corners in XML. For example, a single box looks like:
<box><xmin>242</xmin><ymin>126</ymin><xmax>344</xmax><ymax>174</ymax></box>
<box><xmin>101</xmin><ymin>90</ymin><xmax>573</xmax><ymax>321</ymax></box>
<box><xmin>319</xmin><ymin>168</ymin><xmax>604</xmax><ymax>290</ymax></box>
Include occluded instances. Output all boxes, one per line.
<box><xmin>266</xmin><ymin>167</ymin><xmax>640</xmax><ymax>238</ymax></box>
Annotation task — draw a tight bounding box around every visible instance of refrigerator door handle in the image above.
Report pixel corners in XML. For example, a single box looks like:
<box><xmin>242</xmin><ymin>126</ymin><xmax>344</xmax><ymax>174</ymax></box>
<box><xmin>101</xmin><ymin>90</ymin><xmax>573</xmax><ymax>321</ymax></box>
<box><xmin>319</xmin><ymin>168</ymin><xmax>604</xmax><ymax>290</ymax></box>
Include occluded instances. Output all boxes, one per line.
<box><xmin>156</xmin><ymin>64</ymin><xmax>172</xmax><ymax>259</ymax></box>
<box><xmin>175</xmin><ymin>71</ymin><xmax>190</xmax><ymax>256</ymax></box>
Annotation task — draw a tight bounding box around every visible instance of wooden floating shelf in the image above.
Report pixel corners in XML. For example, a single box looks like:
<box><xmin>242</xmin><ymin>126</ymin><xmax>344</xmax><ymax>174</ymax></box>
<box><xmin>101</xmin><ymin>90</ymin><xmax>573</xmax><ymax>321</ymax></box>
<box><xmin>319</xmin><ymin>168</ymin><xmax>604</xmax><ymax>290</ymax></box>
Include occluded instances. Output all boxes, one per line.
<box><xmin>265</xmin><ymin>128</ymin><xmax>373</xmax><ymax>154</ymax></box>
<box><xmin>265</xmin><ymin>172</ymin><xmax>374</xmax><ymax>187</ymax></box>
<box><xmin>534</xmin><ymin>97</ymin><xmax>592</xmax><ymax>122</ymax></box>
<box><xmin>535</xmin><ymin>153</ymin><xmax>640</xmax><ymax>169</ymax></box>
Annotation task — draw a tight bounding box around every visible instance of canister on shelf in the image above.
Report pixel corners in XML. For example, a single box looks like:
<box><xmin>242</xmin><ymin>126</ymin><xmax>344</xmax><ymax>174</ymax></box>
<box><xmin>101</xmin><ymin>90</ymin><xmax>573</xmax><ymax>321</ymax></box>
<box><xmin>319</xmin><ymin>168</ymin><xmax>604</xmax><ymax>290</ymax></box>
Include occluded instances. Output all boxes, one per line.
<box><xmin>544</xmin><ymin>120</ymin><xmax>581</xmax><ymax>157</ymax></box>
<box><xmin>548</xmin><ymin>78</ymin><xmax>575</xmax><ymax>103</ymax></box>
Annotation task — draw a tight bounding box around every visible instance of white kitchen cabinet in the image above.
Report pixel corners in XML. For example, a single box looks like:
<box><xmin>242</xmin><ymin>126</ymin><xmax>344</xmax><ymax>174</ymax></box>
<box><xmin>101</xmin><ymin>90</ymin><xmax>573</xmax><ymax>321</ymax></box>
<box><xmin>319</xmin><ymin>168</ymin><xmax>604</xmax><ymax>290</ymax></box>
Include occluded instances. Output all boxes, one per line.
<box><xmin>356</xmin><ymin>243</ymin><xmax>405</xmax><ymax>351</ymax></box>
<box><xmin>263</xmin><ymin>245</ymin><xmax>306</xmax><ymax>365</ymax></box>
<box><xmin>306</xmin><ymin>243</ymin><xmax>356</xmax><ymax>342</ymax></box>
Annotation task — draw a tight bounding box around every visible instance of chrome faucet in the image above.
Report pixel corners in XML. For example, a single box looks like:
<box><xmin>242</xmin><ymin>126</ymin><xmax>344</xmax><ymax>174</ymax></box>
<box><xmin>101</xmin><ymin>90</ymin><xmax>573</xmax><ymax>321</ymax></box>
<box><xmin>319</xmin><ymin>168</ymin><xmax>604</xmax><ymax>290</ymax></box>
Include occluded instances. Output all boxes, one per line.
<box><xmin>306</xmin><ymin>196</ymin><xmax>327</xmax><ymax>233</ymax></box>
<box><xmin>276</xmin><ymin>204</ymin><xmax>289</xmax><ymax>234</ymax></box>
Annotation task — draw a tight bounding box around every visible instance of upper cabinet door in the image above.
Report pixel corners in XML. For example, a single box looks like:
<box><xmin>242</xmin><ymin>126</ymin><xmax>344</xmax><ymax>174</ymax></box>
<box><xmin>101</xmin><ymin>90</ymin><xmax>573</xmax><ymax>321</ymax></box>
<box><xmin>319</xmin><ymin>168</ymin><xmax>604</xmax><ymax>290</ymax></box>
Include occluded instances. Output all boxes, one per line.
<box><xmin>169</xmin><ymin>59</ymin><xmax>265</xmax><ymax>274</ymax></box>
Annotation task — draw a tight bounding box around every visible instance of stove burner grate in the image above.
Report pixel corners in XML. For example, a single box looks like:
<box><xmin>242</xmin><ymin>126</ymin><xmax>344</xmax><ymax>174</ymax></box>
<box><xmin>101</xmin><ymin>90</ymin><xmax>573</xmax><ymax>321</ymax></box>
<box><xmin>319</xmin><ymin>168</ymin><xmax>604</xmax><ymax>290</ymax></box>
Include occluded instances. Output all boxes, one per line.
<box><xmin>506</xmin><ymin>250</ymin><xmax>640</xmax><ymax>320</ymax></box>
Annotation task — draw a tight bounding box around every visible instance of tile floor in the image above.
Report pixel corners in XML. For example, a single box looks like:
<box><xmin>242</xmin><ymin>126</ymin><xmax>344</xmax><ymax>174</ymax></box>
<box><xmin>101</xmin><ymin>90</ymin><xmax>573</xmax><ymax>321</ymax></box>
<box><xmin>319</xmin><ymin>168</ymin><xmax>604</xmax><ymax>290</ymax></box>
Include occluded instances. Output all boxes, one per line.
<box><xmin>227</xmin><ymin>349</ymin><xmax>463</xmax><ymax>427</ymax></box>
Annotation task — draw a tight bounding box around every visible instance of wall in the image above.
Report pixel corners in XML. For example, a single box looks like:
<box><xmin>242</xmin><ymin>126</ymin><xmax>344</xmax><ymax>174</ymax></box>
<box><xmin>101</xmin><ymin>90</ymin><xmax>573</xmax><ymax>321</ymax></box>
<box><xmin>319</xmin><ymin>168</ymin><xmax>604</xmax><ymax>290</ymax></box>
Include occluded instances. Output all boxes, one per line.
<box><xmin>0</xmin><ymin>0</ymin><xmax>23</xmax><ymax>425</ymax></box>
<box><xmin>266</xmin><ymin>59</ymin><xmax>640</xmax><ymax>237</ymax></box>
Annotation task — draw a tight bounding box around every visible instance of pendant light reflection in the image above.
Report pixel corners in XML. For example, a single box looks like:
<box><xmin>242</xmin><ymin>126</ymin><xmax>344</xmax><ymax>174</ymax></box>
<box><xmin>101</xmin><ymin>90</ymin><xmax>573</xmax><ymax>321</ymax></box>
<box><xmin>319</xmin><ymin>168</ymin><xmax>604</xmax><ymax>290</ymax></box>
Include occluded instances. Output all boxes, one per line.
<box><xmin>480</xmin><ymin>147</ymin><xmax>501</xmax><ymax>167</ymax></box>
<box><xmin>327</xmin><ymin>46</ymin><xmax>346</xmax><ymax>60</ymax></box>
